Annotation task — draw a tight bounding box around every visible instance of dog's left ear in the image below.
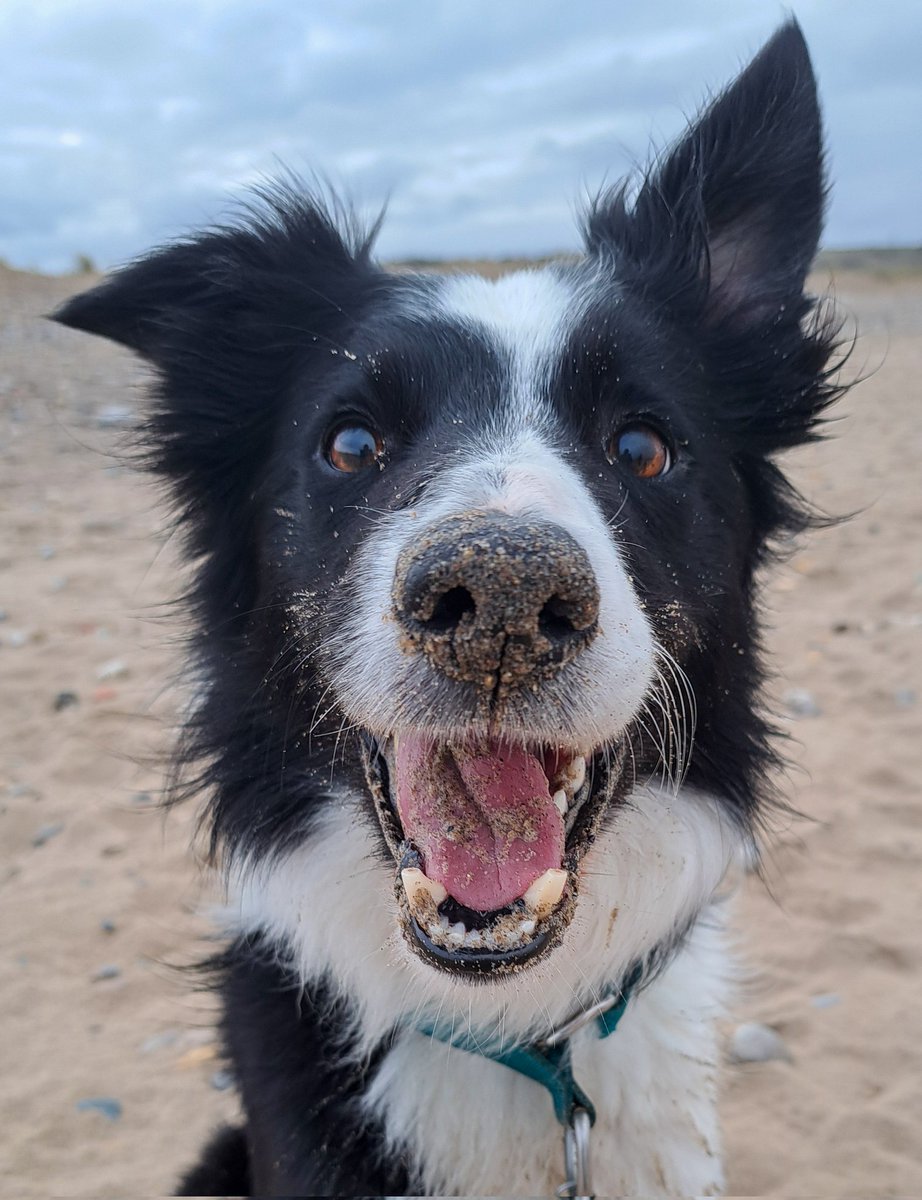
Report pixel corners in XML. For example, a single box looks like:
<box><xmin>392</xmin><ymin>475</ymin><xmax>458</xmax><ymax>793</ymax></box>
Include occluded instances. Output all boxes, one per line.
<box><xmin>591</xmin><ymin>20</ymin><xmax>824</xmax><ymax>326</ymax></box>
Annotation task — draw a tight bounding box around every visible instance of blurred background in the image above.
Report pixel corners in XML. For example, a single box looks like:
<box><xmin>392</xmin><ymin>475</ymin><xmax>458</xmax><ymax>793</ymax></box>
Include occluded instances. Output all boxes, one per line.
<box><xmin>2</xmin><ymin>3</ymin><xmax>921</xmax><ymax>1196</ymax></box>
<box><xmin>1</xmin><ymin>0</ymin><xmax>920</xmax><ymax>273</ymax></box>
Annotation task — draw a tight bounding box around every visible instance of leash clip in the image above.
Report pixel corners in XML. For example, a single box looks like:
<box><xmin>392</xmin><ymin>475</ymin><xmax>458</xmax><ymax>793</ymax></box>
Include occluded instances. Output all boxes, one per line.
<box><xmin>557</xmin><ymin>1106</ymin><xmax>592</xmax><ymax>1199</ymax></box>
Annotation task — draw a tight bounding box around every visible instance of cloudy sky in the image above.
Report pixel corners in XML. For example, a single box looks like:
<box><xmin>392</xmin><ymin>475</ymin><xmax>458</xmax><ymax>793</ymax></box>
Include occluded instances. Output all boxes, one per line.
<box><xmin>1</xmin><ymin>0</ymin><xmax>919</xmax><ymax>273</ymax></box>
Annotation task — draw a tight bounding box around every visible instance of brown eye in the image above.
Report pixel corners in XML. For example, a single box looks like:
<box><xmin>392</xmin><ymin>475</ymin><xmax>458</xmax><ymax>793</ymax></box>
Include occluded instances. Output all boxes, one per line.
<box><xmin>606</xmin><ymin>424</ymin><xmax>671</xmax><ymax>479</ymax></box>
<box><xmin>325</xmin><ymin>423</ymin><xmax>385</xmax><ymax>473</ymax></box>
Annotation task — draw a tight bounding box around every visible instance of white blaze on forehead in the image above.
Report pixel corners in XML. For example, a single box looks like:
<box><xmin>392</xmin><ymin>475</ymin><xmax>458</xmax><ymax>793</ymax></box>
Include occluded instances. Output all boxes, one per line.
<box><xmin>434</xmin><ymin>268</ymin><xmax>577</xmax><ymax>421</ymax></box>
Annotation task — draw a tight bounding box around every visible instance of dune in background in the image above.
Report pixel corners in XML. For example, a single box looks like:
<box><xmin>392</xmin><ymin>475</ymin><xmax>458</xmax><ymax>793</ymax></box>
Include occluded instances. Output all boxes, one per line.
<box><xmin>1</xmin><ymin>258</ymin><xmax>920</xmax><ymax>1195</ymax></box>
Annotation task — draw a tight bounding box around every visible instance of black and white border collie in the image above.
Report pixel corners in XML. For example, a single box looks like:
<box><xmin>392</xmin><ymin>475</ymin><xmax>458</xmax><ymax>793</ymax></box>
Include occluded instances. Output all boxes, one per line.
<box><xmin>55</xmin><ymin>22</ymin><xmax>845</xmax><ymax>1197</ymax></box>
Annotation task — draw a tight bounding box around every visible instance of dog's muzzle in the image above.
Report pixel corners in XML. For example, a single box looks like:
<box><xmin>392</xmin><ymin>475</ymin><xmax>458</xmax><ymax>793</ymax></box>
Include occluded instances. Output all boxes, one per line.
<box><xmin>392</xmin><ymin>510</ymin><xmax>600</xmax><ymax>692</ymax></box>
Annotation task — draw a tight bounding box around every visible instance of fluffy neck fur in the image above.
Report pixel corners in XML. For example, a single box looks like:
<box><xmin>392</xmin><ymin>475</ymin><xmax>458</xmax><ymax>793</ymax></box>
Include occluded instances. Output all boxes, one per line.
<box><xmin>228</xmin><ymin>781</ymin><xmax>741</xmax><ymax>1195</ymax></box>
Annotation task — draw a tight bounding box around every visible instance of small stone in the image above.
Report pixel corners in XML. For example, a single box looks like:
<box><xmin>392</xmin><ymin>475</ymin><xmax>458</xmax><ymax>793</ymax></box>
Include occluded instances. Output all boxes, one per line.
<box><xmin>894</xmin><ymin>688</ymin><xmax>917</xmax><ymax>709</ymax></box>
<box><xmin>729</xmin><ymin>1022</ymin><xmax>792</xmax><ymax>1064</ymax></box>
<box><xmin>39</xmin><ymin>545</ymin><xmax>56</xmax><ymax>560</ymax></box>
<box><xmin>91</xmin><ymin>686</ymin><xmax>118</xmax><ymax>703</ymax></box>
<box><xmin>53</xmin><ymin>691</ymin><xmax>80</xmax><ymax>712</ymax></box>
<box><xmin>4</xmin><ymin>629</ymin><xmax>29</xmax><ymax>648</ymax></box>
<box><xmin>32</xmin><ymin>823</ymin><xmax>64</xmax><ymax>847</ymax></box>
<box><xmin>91</xmin><ymin>963</ymin><xmax>121</xmax><ymax>982</ymax></box>
<box><xmin>95</xmin><ymin>658</ymin><xmax>128</xmax><ymax>681</ymax></box>
<box><xmin>131</xmin><ymin>791</ymin><xmax>153</xmax><ymax>806</ymax></box>
<box><xmin>782</xmin><ymin>687</ymin><xmax>821</xmax><ymax>718</ymax></box>
<box><xmin>210</xmin><ymin>1069</ymin><xmax>235</xmax><ymax>1092</ymax></box>
<box><xmin>140</xmin><ymin>1029</ymin><xmax>180</xmax><ymax>1054</ymax></box>
<box><xmin>810</xmin><ymin>992</ymin><xmax>841</xmax><ymax>1009</ymax></box>
<box><xmin>177</xmin><ymin>1044</ymin><xmax>218</xmax><ymax>1069</ymax></box>
<box><xmin>96</xmin><ymin>404</ymin><xmax>135</xmax><ymax>429</ymax></box>
<box><xmin>76</xmin><ymin>1097</ymin><xmax>122</xmax><ymax>1121</ymax></box>
<box><xmin>99</xmin><ymin>918</ymin><xmax>117</xmax><ymax>934</ymax></box>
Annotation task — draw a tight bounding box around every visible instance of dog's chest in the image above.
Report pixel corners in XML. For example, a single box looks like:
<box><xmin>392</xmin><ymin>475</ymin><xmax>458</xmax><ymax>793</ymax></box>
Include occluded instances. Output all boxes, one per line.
<box><xmin>362</xmin><ymin>938</ymin><xmax>726</xmax><ymax>1197</ymax></box>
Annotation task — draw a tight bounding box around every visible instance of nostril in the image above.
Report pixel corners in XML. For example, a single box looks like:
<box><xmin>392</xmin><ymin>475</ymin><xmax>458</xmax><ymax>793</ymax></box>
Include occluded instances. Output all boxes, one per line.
<box><xmin>538</xmin><ymin>595</ymin><xmax>580</xmax><ymax>643</ymax></box>
<box><xmin>426</xmin><ymin>586</ymin><xmax>476</xmax><ymax>632</ymax></box>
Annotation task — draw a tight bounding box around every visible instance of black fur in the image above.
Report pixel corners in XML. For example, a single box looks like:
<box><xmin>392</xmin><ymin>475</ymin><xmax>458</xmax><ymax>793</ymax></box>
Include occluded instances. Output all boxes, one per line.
<box><xmin>54</xmin><ymin>22</ymin><xmax>844</xmax><ymax>1195</ymax></box>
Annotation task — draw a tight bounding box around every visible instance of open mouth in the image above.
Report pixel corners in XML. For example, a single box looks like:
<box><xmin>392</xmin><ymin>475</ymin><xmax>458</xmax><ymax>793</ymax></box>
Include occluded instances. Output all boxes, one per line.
<box><xmin>362</xmin><ymin>733</ymin><xmax>628</xmax><ymax>975</ymax></box>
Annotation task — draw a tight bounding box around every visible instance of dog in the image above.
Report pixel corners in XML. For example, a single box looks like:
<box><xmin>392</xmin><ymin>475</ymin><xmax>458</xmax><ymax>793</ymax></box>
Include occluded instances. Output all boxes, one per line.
<box><xmin>54</xmin><ymin>20</ymin><xmax>844</xmax><ymax>1196</ymax></box>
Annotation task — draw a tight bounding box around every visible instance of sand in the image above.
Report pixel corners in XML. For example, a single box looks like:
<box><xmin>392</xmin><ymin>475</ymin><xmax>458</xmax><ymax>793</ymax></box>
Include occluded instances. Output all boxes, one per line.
<box><xmin>1</xmin><ymin>262</ymin><xmax>920</xmax><ymax>1196</ymax></box>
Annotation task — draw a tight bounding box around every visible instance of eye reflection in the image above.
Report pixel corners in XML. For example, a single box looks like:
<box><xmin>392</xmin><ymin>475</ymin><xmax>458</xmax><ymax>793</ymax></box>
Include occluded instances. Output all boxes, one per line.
<box><xmin>325</xmin><ymin>424</ymin><xmax>385</xmax><ymax>473</ymax></box>
<box><xmin>606</xmin><ymin>424</ymin><xmax>671</xmax><ymax>479</ymax></box>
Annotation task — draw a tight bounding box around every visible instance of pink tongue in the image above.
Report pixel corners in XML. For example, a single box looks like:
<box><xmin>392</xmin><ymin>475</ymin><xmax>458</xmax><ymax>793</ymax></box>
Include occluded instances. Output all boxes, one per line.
<box><xmin>394</xmin><ymin>736</ymin><xmax>565</xmax><ymax>912</ymax></box>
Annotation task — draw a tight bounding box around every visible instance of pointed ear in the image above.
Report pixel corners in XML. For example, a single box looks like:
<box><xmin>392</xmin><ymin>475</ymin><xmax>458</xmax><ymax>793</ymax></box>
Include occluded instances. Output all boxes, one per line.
<box><xmin>52</xmin><ymin>238</ymin><xmax>234</xmax><ymax>360</ymax></box>
<box><xmin>51</xmin><ymin>189</ymin><xmax>371</xmax><ymax>362</ymax></box>
<box><xmin>590</xmin><ymin>21</ymin><xmax>825</xmax><ymax>326</ymax></box>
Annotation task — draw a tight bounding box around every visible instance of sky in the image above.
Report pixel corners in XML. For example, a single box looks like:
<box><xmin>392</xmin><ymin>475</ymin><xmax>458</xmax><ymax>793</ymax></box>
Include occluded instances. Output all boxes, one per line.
<box><xmin>1</xmin><ymin>0</ymin><xmax>919</xmax><ymax>274</ymax></box>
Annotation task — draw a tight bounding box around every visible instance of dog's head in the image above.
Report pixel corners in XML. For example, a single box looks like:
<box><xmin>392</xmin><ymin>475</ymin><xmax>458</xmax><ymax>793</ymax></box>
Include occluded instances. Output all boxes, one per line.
<box><xmin>55</xmin><ymin>24</ymin><xmax>841</xmax><ymax>997</ymax></box>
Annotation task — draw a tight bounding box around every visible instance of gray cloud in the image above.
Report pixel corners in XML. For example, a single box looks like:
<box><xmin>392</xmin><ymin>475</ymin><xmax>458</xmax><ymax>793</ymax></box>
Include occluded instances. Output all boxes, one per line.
<box><xmin>0</xmin><ymin>0</ymin><xmax>919</xmax><ymax>272</ymax></box>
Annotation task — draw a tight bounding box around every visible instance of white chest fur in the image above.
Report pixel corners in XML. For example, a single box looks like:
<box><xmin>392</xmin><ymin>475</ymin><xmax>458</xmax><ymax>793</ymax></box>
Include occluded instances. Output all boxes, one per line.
<box><xmin>231</xmin><ymin>786</ymin><xmax>740</xmax><ymax>1195</ymax></box>
<box><xmin>363</xmin><ymin>917</ymin><xmax>728</xmax><ymax>1197</ymax></box>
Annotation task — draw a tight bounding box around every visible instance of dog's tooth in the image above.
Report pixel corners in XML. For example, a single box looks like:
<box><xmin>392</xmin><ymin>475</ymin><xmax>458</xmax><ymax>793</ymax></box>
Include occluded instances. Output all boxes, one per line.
<box><xmin>401</xmin><ymin>867</ymin><xmax>448</xmax><ymax>913</ymax></box>
<box><xmin>556</xmin><ymin>754</ymin><xmax>586</xmax><ymax>797</ymax></box>
<box><xmin>519</xmin><ymin>918</ymin><xmax>536</xmax><ymax>936</ymax></box>
<box><xmin>447</xmin><ymin>922</ymin><xmax>466</xmax><ymax>946</ymax></box>
<box><xmin>463</xmin><ymin>929</ymin><xmax>484</xmax><ymax>949</ymax></box>
<box><xmin>522</xmin><ymin>868</ymin><xmax>567</xmax><ymax>918</ymax></box>
<box><xmin>553</xmin><ymin>789</ymin><xmax>568</xmax><ymax>818</ymax></box>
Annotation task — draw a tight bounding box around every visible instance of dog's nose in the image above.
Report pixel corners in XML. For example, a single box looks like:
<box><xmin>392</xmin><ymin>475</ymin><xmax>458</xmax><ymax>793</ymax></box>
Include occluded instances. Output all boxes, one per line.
<box><xmin>393</xmin><ymin>511</ymin><xmax>600</xmax><ymax>690</ymax></box>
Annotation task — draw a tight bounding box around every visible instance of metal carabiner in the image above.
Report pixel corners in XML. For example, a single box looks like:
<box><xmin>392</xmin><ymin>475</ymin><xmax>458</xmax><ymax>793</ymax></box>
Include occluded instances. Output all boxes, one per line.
<box><xmin>557</xmin><ymin>1106</ymin><xmax>592</xmax><ymax>1199</ymax></box>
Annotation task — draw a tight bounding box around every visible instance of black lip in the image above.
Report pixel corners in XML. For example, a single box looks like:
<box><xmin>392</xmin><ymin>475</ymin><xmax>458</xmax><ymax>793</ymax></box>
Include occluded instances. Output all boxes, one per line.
<box><xmin>409</xmin><ymin>916</ymin><xmax>551</xmax><ymax>972</ymax></box>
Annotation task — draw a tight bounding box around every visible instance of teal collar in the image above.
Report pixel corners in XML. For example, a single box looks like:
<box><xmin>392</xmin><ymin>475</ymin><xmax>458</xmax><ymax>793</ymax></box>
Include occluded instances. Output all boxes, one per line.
<box><xmin>416</xmin><ymin>964</ymin><xmax>642</xmax><ymax>1128</ymax></box>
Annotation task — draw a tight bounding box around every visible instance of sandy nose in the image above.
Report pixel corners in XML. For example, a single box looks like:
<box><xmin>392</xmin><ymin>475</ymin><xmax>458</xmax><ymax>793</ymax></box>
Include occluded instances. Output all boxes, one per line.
<box><xmin>392</xmin><ymin>510</ymin><xmax>600</xmax><ymax>690</ymax></box>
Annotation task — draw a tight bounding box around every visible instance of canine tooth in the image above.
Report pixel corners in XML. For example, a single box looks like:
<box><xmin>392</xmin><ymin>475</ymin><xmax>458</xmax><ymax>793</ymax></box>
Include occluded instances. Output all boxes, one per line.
<box><xmin>519</xmin><ymin>918</ymin><xmax>536</xmax><ymax>936</ymax></box>
<box><xmin>553</xmin><ymin>789</ymin><xmax>568</xmax><ymax>817</ymax></box>
<box><xmin>522</xmin><ymin>868</ymin><xmax>567</xmax><ymax>918</ymax></box>
<box><xmin>401</xmin><ymin>868</ymin><xmax>448</xmax><ymax>912</ymax></box>
<box><xmin>558</xmin><ymin>754</ymin><xmax>586</xmax><ymax>796</ymax></box>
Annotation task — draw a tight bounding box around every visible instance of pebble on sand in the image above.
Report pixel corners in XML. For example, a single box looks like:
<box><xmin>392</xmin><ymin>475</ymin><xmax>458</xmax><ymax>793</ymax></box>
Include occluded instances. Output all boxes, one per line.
<box><xmin>810</xmin><ymin>992</ymin><xmax>842</xmax><ymax>1009</ymax></box>
<box><xmin>782</xmin><ymin>687</ymin><xmax>822</xmax><ymax>718</ymax></box>
<box><xmin>729</xmin><ymin>1022</ymin><xmax>793</xmax><ymax>1064</ymax></box>
<box><xmin>90</xmin><ymin>963</ymin><xmax>121</xmax><ymax>982</ymax></box>
<box><xmin>76</xmin><ymin>1097</ymin><xmax>123</xmax><ymax>1121</ymax></box>
<box><xmin>53</xmin><ymin>691</ymin><xmax>79</xmax><ymax>712</ymax></box>
<box><xmin>32</xmin><ymin>823</ymin><xmax>64</xmax><ymax>848</ymax></box>
<box><xmin>96</xmin><ymin>404</ymin><xmax>136</xmax><ymax>429</ymax></box>
<box><xmin>211</xmin><ymin>1069</ymin><xmax>235</xmax><ymax>1092</ymax></box>
<box><xmin>95</xmin><ymin>658</ymin><xmax>129</xmax><ymax>681</ymax></box>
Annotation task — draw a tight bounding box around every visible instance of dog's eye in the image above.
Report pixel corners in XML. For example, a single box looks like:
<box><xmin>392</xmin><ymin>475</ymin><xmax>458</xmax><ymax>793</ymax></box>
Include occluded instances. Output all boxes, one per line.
<box><xmin>325</xmin><ymin>423</ymin><xmax>385</xmax><ymax>473</ymax></box>
<box><xmin>606</xmin><ymin>424</ymin><xmax>671</xmax><ymax>479</ymax></box>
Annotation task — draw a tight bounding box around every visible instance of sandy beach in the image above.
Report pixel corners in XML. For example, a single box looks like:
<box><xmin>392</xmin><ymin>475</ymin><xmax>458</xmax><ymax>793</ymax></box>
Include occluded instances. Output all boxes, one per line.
<box><xmin>1</xmin><ymin>261</ymin><xmax>920</xmax><ymax>1196</ymax></box>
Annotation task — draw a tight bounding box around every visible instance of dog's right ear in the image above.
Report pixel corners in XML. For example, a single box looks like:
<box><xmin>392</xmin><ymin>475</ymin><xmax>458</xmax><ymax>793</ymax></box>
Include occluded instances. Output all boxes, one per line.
<box><xmin>52</xmin><ymin>192</ymin><xmax>371</xmax><ymax>365</ymax></box>
<box><xmin>52</xmin><ymin>238</ymin><xmax>234</xmax><ymax>362</ymax></box>
<box><xmin>52</xmin><ymin>192</ymin><xmax>380</xmax><ymax>621</ymax></box>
